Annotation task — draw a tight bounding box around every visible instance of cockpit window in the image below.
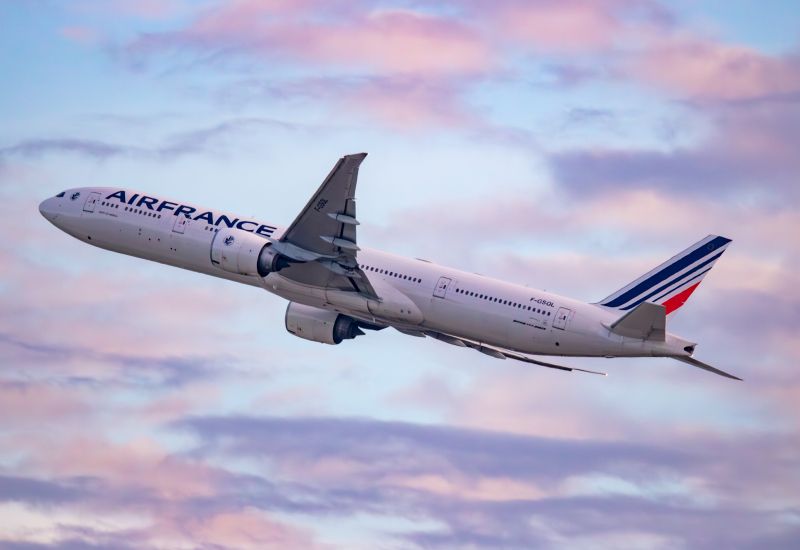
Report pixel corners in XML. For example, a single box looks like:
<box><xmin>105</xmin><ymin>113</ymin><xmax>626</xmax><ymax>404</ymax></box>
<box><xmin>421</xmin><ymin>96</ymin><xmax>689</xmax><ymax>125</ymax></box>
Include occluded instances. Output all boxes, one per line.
<box><xmin>56</xmin><ymin>192</ymin><xmax>65</xmax><ymax>197</ymax></box>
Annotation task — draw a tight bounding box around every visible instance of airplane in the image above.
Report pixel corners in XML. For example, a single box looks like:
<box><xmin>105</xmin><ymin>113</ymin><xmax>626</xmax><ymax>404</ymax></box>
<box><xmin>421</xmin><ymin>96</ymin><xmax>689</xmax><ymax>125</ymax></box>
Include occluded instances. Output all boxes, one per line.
<box><xmin>38</xmin><ymin>153</ymin><xmax>739</xmax><ymax>380</ymax></box>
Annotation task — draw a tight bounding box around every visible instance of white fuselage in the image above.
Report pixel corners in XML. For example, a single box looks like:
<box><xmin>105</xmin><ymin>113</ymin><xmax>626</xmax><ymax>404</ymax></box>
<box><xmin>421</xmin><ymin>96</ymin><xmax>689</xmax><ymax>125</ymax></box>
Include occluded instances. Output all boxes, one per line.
<box><xmin>39</xmin><ymin>187</ymin><xmax>692</xmax><ymax>359</ymax></box>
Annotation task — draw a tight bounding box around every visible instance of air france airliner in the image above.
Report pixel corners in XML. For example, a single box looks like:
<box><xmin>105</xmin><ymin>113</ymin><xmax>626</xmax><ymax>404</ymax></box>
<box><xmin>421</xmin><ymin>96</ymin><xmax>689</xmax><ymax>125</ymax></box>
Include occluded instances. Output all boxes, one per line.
<box><xmin>38</xmin><ymin>153</ymin><xmax>739</xmax><ymax>379</ymax></box>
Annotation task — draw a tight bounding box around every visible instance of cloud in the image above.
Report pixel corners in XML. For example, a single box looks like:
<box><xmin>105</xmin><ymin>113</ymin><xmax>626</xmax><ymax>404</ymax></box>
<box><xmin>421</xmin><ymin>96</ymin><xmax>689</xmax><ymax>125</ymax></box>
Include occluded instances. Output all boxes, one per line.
<box><xmin>3</xmin><ymin>411</ymin><xmax>800</xmax><ymax>549</ymax></box>
<box><xmin>0</xmin><ymin>118</ymin><xmax>297</xmax><ymax>162</ymax></box>
<box><xmin>5</xmin><ymin>2</ymin><xmax>800</xmax><ymax>548</ymax></box>
<box><xmin>128</xmin><ymin>3</ymin><xmax>492</xmax><ymax>76</ymax></box>
<box><xmin>634</xmin><ymin>39</ymin><xmax>800</xmax><ymax>100</ymax></box>
<box><xmin>548</xmin><ymin>98</ymin><xmax>800</xmax><ymax>203</ymax></box>
<box><xmin>0</xmin><ymin>476</ymin><xmax>84</xmax><ymax>504</ymax></box>
<box><xmin>170</xmin><ymin>415</ymin><xmax>800</xmax><ymax>549</ymax></box>
<box><xmin>476</xmin><ymin>0</ymin><xmax>672</xmax><ymax>53</ymax></box>
<box><xmin>1</xmin><ymin>139</ymin><xmax>129</xmax><ymax>160</ymax></box>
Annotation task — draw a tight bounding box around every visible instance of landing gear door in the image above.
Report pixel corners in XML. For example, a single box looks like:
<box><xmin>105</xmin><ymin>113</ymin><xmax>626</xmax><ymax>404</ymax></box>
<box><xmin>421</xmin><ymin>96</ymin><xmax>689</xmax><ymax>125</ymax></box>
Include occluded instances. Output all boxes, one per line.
<box><xmin>173</xmin><ymin>216</ymin><xmax>188</xmax><ymax>234</ymax></box>
<box><xmin>553</xmin><ymin>307</ymin><xmax>571</xmax><ymax>330</ymax></box>
<box><xmin>433</xmin><ymin>277</ymin><xmax>451</xmax><ymax>298</ymax></box>
<box><xmin>83</xmin><ymin>192</ymin><xmax>101</xmax><ymax>212</ymax></box>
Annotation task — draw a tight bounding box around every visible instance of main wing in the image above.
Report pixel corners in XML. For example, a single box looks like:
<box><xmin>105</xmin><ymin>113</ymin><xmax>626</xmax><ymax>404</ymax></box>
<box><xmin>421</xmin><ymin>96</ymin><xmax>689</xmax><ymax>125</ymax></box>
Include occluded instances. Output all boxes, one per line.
<box><xmin>272</xmin><ymin>153</ymin><xmax>377</xmax><ymax>297</ymax></box>
<box><xmin>282</xmin><ymin>153</ymin><xmax>365</xmax><ymax>255</ymax></box>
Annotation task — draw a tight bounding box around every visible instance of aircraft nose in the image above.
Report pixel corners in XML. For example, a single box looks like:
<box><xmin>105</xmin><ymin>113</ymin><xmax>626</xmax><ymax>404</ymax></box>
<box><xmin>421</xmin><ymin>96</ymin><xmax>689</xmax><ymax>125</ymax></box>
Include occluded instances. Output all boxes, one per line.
<box><xmin>39</xmin><ymin>197</ymin><xmax>58</xmax><ymax>220</ymax></box>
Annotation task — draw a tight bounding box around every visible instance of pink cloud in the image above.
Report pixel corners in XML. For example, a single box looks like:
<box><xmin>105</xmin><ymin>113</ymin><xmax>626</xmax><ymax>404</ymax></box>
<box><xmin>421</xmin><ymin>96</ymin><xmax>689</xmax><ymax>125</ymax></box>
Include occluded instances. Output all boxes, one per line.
<box><xmin>177</xmin><ymin>510</ymin><xmax>327</xmax><ymax>550</ymax></box>
<box><xmin>0</xmin><ymin>382</ymin><xmax>92</xmax><ymax>426</ymax></box>
<box><xmin>33</xmin><ymin>436</ymin><xmax>221</xmax><ymax>498</ymax></box>
<box><xmin>339</xmin><ymin>77</ymin><xmax>479</xmax><ymax>129</ymax></box>
<box><xmin>168</xmin><ymin>4</ymin><xmax>492</xmax><ymax>76</ymax></box>
<box><xmin>488</xmin><ymin>0</ymin><xmax>627</xmax><ymax>51</ymax></box>
<box><xmin>634</xmin><ymin>38</ymin><xmax>800</xmax><ymax>99</ymax></box>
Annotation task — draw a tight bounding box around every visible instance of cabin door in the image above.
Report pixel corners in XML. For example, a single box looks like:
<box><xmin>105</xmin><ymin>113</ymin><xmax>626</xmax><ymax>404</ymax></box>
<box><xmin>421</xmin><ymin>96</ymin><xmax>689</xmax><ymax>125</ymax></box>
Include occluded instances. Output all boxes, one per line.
<box><xmin>433</xmin><ymin>277</ymin><xmax>451</xmax><ymax>298</ymax></box>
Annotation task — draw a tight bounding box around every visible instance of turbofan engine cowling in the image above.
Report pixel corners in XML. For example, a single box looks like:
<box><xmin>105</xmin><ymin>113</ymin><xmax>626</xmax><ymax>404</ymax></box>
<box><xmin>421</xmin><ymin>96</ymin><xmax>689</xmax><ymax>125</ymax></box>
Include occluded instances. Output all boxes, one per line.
<box><xmin>285</xmin><ymin>303</ymin><xmax>366</xmax><ymax>345</ymax></box>
<box><xmin>210</xmin><ymin>228</ymin><xmax>290</xmax><ymax>277</ymax></box>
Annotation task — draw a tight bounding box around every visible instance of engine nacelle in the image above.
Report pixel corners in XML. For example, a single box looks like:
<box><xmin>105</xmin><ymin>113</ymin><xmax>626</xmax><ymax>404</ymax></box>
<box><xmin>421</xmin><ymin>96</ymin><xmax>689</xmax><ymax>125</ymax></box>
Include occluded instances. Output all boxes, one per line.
<box><xmin>285</xmin><ymin>303</ymin><xmax>365</xmax><ymax>345</ymax></box>
<box><xmin>210</xmin><ymin>228</ymin><xmax>290</xmax><ymax>277</ymax></box>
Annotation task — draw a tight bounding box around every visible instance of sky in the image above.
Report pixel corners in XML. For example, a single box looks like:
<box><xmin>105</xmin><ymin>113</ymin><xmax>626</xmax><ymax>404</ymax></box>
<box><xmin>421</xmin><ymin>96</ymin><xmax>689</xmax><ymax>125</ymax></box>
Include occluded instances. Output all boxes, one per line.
<box><xmin>1</xmin><ymin>0</ymin><xmax>800</xmax><ymax>548</ymax></box>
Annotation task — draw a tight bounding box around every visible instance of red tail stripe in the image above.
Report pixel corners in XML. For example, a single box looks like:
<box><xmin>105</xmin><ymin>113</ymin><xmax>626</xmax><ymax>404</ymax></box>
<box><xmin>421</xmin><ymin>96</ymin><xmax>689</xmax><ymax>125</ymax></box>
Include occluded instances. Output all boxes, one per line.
<box><xmin>661</xmin><ymin>282</ymin><xmax>700</xmax><ymax>315</ymax></box>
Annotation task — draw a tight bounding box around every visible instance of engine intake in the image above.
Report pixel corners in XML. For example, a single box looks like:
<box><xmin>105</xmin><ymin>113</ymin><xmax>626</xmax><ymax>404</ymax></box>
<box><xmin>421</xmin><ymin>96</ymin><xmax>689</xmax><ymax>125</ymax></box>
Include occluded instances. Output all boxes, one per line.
<box><xmin>285</xmin><ymin>303</ymin><xmax>367</xmax><ymax>345</ymax></box>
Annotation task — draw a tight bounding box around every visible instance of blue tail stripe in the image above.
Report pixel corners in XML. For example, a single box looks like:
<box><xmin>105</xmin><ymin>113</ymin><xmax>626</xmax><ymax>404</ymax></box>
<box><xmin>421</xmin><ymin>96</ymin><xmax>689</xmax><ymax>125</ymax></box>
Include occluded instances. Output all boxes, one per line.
<box><xmin>652</xmin><ymin>267</ymin><xmax>712</xmax><ymax>304</ymax></box>
<box><xmin>601</xmin><ymin>236</ymin><xmax>730</xmax><ymax>308</ymax></box>
<box><xmin>618</xmin><ymin>252</ymin><xmax>722</xmax><ymax>311</ymax></box>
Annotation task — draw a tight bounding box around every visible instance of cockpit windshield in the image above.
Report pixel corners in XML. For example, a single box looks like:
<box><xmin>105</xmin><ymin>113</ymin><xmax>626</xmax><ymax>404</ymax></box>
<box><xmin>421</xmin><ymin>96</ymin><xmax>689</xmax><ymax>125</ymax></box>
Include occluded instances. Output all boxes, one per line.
<box><xmin>56</xmin><ymin>192</ymin><xmax>66</xmax><ymax>197</ymax></box>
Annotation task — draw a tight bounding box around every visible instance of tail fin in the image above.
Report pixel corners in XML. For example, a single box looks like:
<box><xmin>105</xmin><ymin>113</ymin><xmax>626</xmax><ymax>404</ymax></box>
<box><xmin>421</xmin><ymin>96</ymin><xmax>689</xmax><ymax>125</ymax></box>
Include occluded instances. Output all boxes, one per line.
<box><xmin>595</xmin><ymin>235</ymin><xmax>731</xmax><ymax>324</ymax></box>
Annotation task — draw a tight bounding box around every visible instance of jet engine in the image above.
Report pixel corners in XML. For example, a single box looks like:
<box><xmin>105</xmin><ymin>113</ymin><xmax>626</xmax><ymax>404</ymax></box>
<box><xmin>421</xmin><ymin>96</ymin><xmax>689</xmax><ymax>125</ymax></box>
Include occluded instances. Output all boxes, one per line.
<box><xmin>210</xmin><ymin>228</ymin><xmax>290</xmax><ymax>277</ymax></box>
<box><xmin>285</xmin><ymin>302</ymin><xmax>367</xmax><ymax>345</ymax></box>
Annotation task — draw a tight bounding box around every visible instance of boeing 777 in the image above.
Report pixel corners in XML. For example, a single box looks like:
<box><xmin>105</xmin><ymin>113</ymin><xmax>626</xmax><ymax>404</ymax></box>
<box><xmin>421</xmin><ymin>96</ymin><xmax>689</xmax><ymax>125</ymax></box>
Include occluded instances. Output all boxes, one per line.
<box><xmin>38</xmin><ymin>153</ymin><xmax>738</xmax><ymax>379</ymax></box>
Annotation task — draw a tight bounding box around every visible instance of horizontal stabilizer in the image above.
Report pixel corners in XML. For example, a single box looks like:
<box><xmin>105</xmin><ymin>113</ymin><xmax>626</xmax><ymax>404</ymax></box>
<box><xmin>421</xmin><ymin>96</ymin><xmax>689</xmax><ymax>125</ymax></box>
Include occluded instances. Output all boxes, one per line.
<box><xmin>603</xmin><ymin>302</ymin><xmax>666</xmax><ymax>341</ymax></box>
<box><xmin>672</xmin><ymin>356</ymin><xmax>742</xmax><ymax>381</ymax></box>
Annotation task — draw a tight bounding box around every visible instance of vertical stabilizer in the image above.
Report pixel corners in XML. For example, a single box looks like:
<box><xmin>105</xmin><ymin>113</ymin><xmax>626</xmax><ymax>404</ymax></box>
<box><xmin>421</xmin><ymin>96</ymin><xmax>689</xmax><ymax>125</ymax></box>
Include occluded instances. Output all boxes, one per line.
<box><xmin>595</xmin><ymin>235</ymin><xmax>731</xmax><ymax>324</ymax></box>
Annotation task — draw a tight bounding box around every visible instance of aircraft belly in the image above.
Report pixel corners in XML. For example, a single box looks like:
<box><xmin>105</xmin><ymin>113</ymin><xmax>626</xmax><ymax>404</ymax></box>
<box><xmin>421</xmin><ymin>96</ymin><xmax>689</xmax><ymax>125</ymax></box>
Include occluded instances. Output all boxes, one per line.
<box><xmin>424</xmin><ymin>300</ymin><xmax>509</xmax><ymax>348</ymax></box>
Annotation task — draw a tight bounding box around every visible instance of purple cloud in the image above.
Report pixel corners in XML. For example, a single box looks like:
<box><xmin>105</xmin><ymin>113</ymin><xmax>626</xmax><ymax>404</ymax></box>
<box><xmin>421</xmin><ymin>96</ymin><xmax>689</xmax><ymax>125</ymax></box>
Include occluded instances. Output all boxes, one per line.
<box><xmin>549</xmin><ymin>99</ymin><xmax>800</xmax><ymax>202</ymax></box>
